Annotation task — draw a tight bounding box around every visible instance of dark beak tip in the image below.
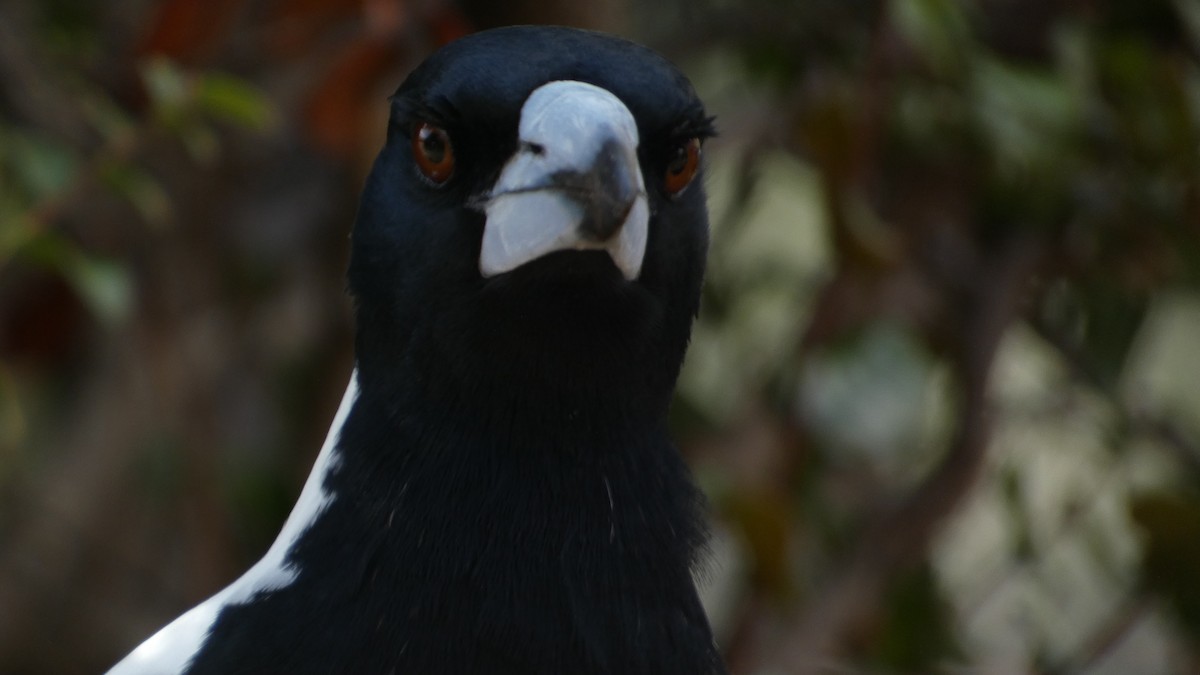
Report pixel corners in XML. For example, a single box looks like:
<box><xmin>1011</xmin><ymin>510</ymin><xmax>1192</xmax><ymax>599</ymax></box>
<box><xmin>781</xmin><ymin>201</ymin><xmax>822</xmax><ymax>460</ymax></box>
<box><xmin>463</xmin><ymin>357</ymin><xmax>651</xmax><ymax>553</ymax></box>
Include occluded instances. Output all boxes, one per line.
<box><xmin>578</xmin><ymin>196</ymin><xmax>636</xmax><ymax>242</ymax></box>
<box><xmin>573</xmin><ymin>139</ymin><xmax>640</xmax><ymax>242</ymax></box>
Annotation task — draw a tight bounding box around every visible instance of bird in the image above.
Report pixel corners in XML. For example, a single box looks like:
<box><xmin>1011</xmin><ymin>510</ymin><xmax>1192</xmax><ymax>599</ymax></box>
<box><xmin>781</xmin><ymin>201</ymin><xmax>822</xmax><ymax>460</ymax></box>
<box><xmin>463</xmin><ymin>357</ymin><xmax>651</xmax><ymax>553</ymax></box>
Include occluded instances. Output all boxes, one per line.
<box><xmin>108</xmin><ymin>25</ymin><xmax>725</xmax><ymax>675</ymax></box>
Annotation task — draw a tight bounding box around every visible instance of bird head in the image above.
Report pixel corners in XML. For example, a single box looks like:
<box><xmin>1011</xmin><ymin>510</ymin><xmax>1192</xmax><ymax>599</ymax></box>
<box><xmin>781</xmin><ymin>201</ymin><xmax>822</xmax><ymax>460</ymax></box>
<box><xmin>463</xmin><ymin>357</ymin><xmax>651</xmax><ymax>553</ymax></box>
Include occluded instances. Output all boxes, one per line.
<box><xmin>347</xmin><ymin>27</ymin><xmax>714</xmax><ymax>425</ymax></box>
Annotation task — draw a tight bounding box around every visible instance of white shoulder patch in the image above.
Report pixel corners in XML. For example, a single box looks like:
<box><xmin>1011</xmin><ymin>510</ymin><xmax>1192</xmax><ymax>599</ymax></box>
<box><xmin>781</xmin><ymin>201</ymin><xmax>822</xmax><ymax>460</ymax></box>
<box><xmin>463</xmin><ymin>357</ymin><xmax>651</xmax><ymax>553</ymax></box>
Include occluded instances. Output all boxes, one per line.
<box><xmin>107</xmin><ymin>372</ymin><xmax>361</xmax><ymax>674</ymax></box>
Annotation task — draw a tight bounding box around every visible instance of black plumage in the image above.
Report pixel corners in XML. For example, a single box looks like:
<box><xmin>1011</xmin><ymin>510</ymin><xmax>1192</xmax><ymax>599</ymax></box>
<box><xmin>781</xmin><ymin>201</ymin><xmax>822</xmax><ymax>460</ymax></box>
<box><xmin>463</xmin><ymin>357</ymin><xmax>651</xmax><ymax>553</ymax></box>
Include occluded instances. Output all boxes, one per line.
<box><xmin>111</xmin><ymin>25</ymin><xmax>724</xmax><ymax>675</ymax></box>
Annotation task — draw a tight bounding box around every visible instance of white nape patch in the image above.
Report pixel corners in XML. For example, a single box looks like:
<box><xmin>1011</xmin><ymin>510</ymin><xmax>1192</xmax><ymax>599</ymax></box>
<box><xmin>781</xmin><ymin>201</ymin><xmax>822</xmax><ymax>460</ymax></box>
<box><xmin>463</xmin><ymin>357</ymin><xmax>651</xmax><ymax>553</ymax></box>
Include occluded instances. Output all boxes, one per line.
<box><xmin>479</xmin><ymin>80</ymin><xmax>649</xmax><ymax>281</ymax></box>
<box><xmin>107</xmin><ymin>372</ymin><xmax>361</xmax><ymax>675</ymax></box>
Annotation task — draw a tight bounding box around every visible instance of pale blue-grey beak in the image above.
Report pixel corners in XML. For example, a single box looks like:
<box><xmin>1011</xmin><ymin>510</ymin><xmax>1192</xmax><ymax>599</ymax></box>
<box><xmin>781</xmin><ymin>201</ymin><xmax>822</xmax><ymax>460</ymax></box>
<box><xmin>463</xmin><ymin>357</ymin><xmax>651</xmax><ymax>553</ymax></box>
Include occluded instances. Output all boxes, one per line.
<box><xmin>479</xmin><ymin>80</ymin><xmax>649</xmax><ymax>281</ymax></box>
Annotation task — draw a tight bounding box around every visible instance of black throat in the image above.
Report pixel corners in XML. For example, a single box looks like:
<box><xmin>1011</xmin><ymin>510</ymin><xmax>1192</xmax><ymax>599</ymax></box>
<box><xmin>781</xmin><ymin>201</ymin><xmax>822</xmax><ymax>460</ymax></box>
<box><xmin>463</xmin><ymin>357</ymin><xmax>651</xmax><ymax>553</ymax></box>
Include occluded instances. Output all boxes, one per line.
<box><xmin>186</xmin><ymin>262</ymin><xmax>724</xmax><ymax>675</ymax></box>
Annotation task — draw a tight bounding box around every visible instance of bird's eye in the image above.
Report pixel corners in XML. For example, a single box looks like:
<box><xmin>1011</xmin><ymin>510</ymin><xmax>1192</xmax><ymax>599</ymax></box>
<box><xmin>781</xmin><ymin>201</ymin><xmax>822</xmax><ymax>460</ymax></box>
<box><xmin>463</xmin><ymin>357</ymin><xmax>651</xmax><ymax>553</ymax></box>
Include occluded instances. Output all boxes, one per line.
<box><xmin>412</xmin><ymin>122</ymin><xmax>455</xmax><ymax>184</ymax></box>
<box><xmin>664</xmin><ymin>138</ymin><xmax>701</xmax><ymax>196</ymax></box>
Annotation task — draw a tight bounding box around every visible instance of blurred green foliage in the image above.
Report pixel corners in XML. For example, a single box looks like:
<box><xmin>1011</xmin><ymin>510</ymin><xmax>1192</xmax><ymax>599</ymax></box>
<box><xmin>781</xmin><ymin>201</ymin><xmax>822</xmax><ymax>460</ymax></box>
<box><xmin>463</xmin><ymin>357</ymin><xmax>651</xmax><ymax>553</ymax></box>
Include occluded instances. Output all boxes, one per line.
<box><xmin>0</xmin><ymin>45</ymin><xmax>273</xmax><ymax>329</ymax></box>
<box><xmin>668</xmin><ymin>0</ymin><xmax>1200</xmax><ymax>671</ymax></box>
<box><xmin>1131</xmin><ymin>492</ymin><xmax>1200</xmax><ymax>636</ymax></box>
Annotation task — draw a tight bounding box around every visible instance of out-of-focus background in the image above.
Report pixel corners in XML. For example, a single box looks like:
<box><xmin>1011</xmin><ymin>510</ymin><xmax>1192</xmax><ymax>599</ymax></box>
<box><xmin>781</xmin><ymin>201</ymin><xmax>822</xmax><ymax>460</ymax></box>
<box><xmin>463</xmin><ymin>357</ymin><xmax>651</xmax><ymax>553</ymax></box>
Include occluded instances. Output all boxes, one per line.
<box><xmin>2</xmin><ymin>0</ymin><xmax>1199</xmax><ymax>673</ymax></box>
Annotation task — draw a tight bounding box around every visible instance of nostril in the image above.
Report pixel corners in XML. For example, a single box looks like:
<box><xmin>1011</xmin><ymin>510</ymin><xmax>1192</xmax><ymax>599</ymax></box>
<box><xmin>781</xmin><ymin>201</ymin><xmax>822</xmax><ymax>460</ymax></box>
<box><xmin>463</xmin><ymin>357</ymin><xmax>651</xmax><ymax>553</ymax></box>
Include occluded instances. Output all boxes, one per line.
<box><xmin>523</xmin><ymin>141</ymin><xmax>546</xmax><ymax>155</ymax></box>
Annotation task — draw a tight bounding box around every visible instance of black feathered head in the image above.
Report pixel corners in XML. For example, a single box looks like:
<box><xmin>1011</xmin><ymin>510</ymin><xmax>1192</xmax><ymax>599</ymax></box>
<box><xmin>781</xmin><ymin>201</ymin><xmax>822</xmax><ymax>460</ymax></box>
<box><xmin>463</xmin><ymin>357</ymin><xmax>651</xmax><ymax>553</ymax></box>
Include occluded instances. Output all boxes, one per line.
<box><xmin>348</xmin><ymin>26</ymin><xmax>714</xmax><ymax>433</ymax></box>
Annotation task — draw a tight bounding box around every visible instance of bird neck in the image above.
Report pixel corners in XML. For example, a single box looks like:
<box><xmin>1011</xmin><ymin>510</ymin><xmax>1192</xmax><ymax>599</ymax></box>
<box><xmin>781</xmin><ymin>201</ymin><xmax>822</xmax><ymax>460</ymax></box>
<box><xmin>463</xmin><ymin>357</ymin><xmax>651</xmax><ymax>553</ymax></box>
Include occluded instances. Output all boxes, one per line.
<box><xmin>297</xmin><ymin>382</ymin><xmax>722</xmax><ymax>674</ymax></box>
<box><xmin>320</xmin><ymin>279</ymin><xmax>723</xmax><ymax>672</ymax></box>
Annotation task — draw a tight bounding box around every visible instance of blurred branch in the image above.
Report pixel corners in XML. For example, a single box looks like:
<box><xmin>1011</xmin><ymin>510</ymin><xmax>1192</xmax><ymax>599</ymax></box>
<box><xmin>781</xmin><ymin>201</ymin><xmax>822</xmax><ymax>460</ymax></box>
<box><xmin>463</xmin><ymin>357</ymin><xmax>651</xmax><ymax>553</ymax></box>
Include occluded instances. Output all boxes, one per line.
<box><xmin>774</xmin><ymin>235</ymin><xmax>1044</xmax><ymax>672</ymax></box>
<box><xmin>1031</xmin><ymin>317</ymin><xmax>1200</xmax><ymax>478</ymax></box>
<box><xmin>1058</xmin><ymin>595</ymin><xmax>1153</xmax><ymax>675</ymax></box>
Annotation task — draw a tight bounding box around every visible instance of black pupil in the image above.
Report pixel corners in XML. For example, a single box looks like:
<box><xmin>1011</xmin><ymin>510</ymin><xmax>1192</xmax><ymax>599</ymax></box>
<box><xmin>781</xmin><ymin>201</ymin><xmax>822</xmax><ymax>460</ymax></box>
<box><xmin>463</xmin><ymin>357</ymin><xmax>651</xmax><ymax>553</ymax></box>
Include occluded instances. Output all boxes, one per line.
<box><xmin>422</xmin><ymin>129</ymin><xmax>447</xmax><ymax>164</ymax></box>
<box><xmin>668</xmin><ymin>144</ymin><xmax>689</xmax><ymax>175</ymax></box>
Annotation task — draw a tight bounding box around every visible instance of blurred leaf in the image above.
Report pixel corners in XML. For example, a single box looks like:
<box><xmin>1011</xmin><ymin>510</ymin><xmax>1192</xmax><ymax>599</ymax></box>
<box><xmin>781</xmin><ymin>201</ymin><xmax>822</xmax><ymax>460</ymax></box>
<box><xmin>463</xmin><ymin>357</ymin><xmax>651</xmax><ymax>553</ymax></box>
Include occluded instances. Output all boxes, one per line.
<box><xmin>841</xmin><ymin>189</ymin><xmax>903</xmax><ymax>268</ymax></box>
<box><xmin>1037</xmin><ymin>279</ymin><xmax>1148</xmax><ymax>390</ymax></box>
<box><xmin>140</xmin><ymin>57</ymin><xmax>190</xmax><ymax>120</ymax></box>
<box><xmin>64</xmin><ymin>255</ymin><xmax>133</xmax><ymax>326</ymax></box>
<box><xmin>100</xmin><ymin>163</ymin><xmax>171</xmax><ymax>227</ymax></box>
<box><xmin>1076</xmin><ymin>285</ymin><xmax>1147</xmax><ymax>386</ymax></box>
<box><xmin>868</xmin><ymin>563</ymin><xmax>961</xmax><ymax>670</ymax></box>
<box><xmin>196</xmin><ymin>72</ymin><xmax>275</xmax><ymax>130</ymax></box>
<box><xmin>723</xmin><ymin>488</ymin><xmax>796</xmax><ymax>599</ymax></box>
<box><xmin>971</xmin><ymin>56</ymin><xmax>1082</xmax><ymax>215</ymax></box>
<box><xmin>138</xmin><ymin>58</ymin><xmax>273</xmax><ymax>165</ymax></box>
<box><xmin>79</xmin><ymin>94</ymin><xmax>137</xmax><ymax>144</ymax></box>
<box><xmin>1000</xmin><ymin>466</ymin><xmax>1035</xmax><ymax>561</ymax></box>
<box><xmin>890</xmin><ymin>0</ymin><xmax>974</xmax><ymax>79</ymax></box>
<box><xmin>1097</xmin><ymin>36</ymin><xmax>1198</xmax><ymax>166</ymax></box>
<box><xmin>0</xmin><ymin>212</ymin><xmax>39</xmax><ymax>265</ymax></box>
<box><xmin>1121</xmin><ymin>293</ymin><xmax>1200</xmax><ymax>444</ymax></box>
<box><xmin>18</xmin><ymin>234</ymin><xmax>132</xmax><ymax>325</ymax></box>
<box><xmin>742</xmin><ymin>40</ymin><xmax>801</xmax><ymax>88</ymax></box>
<box><xmin>1</xmin><ymin>129</ymin><xmax>79</xmax><ymax>201</ymax></box>
<box><xmin>1179</xmin><ymin>0</ymin><xmax>1200</xmax><ymax>51</ymax></box>
<box><xmin>179</xmin><ymin>123</ymin><xmax>221</xmax><ymax>164</ymax></box>
<box><xmin>1129</xmin><ymin>491</ymin><xmax>1200</xmax><ymax>637</ymax></box>
<box><xmin>890</xmin><ymin>81</ymin><xmax>972</xmax><ymax>159</ymax></box>
<box><xmin>799</xmin><ymin>322</ymin><xmax>935</xmax><ymax>463</ymax></box>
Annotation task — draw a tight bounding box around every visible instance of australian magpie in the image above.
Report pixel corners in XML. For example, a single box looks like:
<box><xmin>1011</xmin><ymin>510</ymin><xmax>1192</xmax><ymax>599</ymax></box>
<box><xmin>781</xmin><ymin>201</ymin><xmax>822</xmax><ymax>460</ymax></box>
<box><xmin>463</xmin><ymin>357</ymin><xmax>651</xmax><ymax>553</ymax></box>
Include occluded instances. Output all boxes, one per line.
<box><xmin>108</xmin><ymin>25</ymin><xmax>725</xmax><ymax>674</ymax></box>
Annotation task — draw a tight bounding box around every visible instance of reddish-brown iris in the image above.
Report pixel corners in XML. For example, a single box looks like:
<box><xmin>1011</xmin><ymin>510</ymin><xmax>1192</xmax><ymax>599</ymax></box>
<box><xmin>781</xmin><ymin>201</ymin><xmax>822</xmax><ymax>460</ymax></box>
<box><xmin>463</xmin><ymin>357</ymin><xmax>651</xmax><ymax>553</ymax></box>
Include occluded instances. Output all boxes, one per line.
<box><xmin>664</xmin><ymin>137</ymin><xmax>701</xmax><ymax>196</ymax></box>
<box><xmin>412</xmin><ymin>122</ymin><xmax>455</xmax><ymax>184</ymax></box>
